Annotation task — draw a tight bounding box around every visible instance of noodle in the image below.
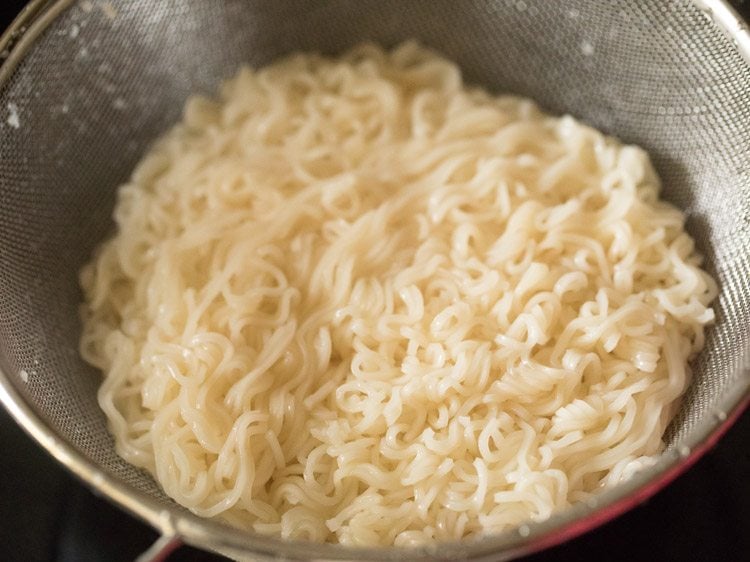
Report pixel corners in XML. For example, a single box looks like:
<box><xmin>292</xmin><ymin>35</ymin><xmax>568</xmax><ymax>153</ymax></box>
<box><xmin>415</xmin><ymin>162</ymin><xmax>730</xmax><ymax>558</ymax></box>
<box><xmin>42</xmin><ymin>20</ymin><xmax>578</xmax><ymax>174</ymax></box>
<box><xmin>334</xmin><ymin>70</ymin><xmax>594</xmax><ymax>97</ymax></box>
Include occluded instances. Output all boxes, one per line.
<box><xmin>79</xmin><ymin>42</ymin><xmax>717</xmax><ymax>545</ymax></box>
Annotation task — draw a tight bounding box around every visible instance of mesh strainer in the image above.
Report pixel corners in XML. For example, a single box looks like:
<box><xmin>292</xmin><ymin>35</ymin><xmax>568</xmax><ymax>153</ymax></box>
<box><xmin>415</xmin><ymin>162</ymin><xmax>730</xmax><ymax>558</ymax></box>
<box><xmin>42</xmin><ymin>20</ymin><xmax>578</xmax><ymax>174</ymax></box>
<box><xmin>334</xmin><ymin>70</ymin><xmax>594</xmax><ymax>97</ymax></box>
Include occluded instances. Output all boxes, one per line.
<box><xmin>1</xmin><ymin>1</ymin><xmax>749</xmax><ymax>560</ymax></box>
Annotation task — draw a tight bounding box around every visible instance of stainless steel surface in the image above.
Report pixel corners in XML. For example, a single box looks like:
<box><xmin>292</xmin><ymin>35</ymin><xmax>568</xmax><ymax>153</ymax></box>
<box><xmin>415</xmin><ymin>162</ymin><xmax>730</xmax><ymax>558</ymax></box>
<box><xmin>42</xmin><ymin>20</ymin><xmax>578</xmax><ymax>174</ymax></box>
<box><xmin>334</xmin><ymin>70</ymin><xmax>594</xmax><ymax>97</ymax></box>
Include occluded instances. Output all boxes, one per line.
<box><xmin>0</xmin><ymin>1</ymin><xmax>749</xmax><ymax>560</ymax></box>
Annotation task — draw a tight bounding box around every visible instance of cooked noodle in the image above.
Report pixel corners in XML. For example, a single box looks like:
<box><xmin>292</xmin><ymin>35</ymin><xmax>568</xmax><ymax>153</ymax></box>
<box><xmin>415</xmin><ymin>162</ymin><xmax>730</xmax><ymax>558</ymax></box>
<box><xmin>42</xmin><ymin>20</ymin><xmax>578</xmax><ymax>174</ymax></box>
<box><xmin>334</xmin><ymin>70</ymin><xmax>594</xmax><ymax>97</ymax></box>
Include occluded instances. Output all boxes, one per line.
<box><xmin>80</xmin><ymin>42</ymin><xmax>717</xmax><ymax>545</ymax></box>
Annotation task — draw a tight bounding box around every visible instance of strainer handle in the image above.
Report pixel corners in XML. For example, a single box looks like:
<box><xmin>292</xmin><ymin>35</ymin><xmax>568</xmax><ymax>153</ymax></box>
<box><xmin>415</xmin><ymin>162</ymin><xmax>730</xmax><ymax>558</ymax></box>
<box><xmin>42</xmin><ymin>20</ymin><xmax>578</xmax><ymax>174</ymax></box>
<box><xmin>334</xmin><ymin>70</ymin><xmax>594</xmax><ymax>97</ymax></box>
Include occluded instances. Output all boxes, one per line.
<box><xmin>134</xmin><ymin>534</ymin><xmax>181</xmax><ymax>562</ymax></box>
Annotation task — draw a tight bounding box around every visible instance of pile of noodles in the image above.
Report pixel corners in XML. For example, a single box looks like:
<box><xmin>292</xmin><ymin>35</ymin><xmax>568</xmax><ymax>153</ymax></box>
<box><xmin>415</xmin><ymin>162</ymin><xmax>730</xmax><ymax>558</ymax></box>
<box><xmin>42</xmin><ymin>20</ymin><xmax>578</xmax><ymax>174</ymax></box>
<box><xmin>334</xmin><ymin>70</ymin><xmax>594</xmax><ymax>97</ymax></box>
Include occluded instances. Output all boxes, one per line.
<box><xmin>80</xmin><ymin>42</ymin><xmax>716</xmax><ymax>546</ymax></box>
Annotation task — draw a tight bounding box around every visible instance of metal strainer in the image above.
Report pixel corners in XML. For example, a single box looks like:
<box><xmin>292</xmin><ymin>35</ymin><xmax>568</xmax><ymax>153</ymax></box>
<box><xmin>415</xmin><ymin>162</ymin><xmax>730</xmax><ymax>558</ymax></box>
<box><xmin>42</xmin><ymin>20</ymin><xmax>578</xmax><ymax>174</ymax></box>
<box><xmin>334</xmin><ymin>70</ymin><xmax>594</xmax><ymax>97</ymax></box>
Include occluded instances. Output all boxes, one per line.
<box><xmin>1</xmin><ymin>1</ymin><xmax>749</xmax><ymax>560</ymax></box>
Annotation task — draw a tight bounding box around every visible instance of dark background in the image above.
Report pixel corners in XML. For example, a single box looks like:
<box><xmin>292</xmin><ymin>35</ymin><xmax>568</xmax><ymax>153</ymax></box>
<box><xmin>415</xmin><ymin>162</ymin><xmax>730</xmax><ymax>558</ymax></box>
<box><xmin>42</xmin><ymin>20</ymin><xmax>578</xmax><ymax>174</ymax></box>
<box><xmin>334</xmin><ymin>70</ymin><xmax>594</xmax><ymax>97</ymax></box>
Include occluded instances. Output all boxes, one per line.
<box><xmin>1</xmin><ymin>1</ymin><xmax>749</xmax><ymax>561</ymax></box>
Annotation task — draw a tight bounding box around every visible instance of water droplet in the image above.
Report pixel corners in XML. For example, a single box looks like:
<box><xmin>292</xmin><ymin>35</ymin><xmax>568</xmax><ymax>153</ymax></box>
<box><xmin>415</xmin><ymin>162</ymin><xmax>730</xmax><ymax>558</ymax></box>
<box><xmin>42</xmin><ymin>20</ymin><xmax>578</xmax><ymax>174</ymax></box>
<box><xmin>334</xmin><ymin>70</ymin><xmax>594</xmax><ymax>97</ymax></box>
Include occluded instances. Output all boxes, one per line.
<box><xmin>518</xmin><ymin>524</ymin><xmax>530</xmax><ymax>537</ymax></box>
<box><xmin>6</xmin><ymin>102</ymin><xmax>20</xmax><ymax>129</ymax></box>
<box><xmin>585</xmin><ymin>497</ymin><xmax>598</xmax><ymax>508</ymax></box>
<box><xmin>716</xmin><ymin>411</ymin><xmax>727</xmax><ymax>421</ymax></box>
<box><xmin>679</xmin><ymin>445</ymin><xmax>691</xmax><ymax>458</ymax></box>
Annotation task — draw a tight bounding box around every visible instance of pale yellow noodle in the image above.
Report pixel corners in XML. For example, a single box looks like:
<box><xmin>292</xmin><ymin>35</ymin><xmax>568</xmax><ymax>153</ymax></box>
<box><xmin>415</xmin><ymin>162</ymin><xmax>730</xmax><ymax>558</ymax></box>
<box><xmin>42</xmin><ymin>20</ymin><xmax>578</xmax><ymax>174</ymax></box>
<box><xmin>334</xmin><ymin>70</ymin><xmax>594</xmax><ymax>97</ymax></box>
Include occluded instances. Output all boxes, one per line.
<box><xmin>79</xmin><ymin>42</ymin><xmax>717</xmax><ymax>546</ymax></box>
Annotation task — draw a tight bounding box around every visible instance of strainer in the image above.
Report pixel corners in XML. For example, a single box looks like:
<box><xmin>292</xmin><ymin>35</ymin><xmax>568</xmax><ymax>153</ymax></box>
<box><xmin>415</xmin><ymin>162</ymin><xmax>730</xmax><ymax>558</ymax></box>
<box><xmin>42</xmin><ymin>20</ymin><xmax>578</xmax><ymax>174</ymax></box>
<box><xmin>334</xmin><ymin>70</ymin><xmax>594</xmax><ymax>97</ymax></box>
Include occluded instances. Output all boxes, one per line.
<box><xmin>1</xmin><ymin>1</ymin><xmax>749</xmax><ymax>560</ymax></box>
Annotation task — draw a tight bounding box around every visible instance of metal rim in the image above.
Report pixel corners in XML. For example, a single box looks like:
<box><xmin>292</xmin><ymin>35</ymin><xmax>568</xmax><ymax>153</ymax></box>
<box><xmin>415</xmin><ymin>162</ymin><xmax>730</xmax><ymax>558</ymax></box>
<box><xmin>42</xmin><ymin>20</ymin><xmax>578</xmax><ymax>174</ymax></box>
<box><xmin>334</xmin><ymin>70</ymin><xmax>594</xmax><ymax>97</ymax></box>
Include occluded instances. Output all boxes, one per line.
<box><xmin>0</xmin><ymin>1</ymin><xmax>748</xmax><ymax>560</ymax></box>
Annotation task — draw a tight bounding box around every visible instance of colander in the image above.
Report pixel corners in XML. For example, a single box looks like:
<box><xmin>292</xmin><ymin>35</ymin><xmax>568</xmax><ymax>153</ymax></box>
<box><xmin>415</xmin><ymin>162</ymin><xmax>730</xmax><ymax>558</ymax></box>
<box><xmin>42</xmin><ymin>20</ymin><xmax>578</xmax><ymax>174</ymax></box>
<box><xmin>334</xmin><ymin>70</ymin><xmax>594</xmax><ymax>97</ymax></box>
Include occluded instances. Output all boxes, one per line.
<box><xmin>1</xmin><ymin>1</ymin><xmax>749</xmax><ymax>560</ymax></box>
